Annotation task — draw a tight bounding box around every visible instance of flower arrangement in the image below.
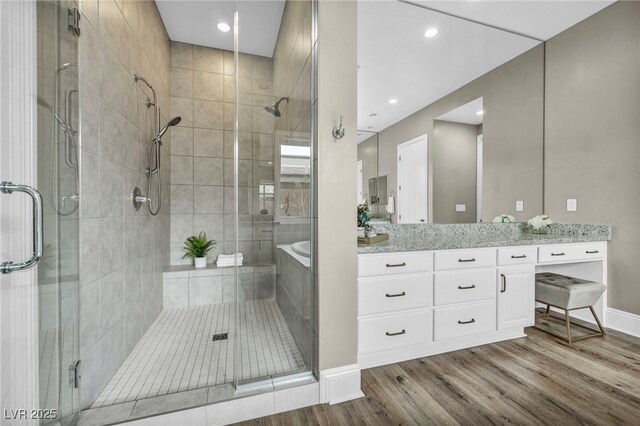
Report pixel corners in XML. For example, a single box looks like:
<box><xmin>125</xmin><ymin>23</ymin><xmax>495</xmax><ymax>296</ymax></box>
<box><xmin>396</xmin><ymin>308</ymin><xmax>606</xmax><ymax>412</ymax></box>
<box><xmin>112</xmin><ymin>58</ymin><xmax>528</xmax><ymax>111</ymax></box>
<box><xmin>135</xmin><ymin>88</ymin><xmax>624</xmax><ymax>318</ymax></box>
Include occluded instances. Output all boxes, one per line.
<box><xmin>493</xmin><ymin>214</ymin><xmax>516</xmax><ymax>223</ymax></box>
<box><xmin>357</xmin><ymin>203</ymin><xmax>370</xmax><ymax>229</ymax></box>
<box><xmin>528</xmin><ymin>215</ymin><xmax>553</xmax><ymax>234</ymax></box>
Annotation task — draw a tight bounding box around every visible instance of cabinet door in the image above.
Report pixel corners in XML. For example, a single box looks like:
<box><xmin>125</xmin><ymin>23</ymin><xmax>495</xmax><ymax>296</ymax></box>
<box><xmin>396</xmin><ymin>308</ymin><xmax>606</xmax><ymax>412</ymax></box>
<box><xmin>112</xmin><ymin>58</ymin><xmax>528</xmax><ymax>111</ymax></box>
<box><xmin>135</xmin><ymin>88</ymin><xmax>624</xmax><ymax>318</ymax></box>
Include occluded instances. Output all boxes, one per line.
<box><xmin>497</xmin><ymin>265</ymin><xmax>535</xmax><ymax>329</ymax></box>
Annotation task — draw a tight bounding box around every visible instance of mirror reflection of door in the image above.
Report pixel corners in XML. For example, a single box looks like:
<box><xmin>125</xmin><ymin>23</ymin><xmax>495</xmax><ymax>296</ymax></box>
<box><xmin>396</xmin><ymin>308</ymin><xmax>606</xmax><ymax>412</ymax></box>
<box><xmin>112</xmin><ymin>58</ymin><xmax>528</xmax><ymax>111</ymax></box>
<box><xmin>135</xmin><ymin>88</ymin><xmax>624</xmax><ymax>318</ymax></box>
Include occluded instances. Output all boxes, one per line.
<box><xmin>397</xmin><ymin>134</ymin><xmax>428</xmax><ymax>223</ymax></box>
<box><xmin>433</xmin><ymin>97</ymin><xmax>484</xmax><ymax>224</ymax></box>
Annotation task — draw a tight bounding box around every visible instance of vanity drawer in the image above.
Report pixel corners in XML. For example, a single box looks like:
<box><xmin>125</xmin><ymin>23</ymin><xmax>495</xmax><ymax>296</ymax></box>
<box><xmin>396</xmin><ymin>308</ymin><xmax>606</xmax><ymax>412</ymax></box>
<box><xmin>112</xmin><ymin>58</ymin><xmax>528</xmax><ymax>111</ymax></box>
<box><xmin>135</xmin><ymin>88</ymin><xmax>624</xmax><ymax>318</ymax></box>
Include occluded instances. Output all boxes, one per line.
<box><xmin>358</xmin><ymin>273</ymin><xmax>433</xmax><ymax>316</ymax></box>
<box><xmin>434</xmin><ymin>269</ymin><xmax>496</xmax><ymax>306</ymax></box>
<box><xmin>434</xmin><ymin>248</ymin><xmax>496</xmax><ymax>271</ymax></box>
<box><xmin>498</xmin><ymin>246</ymin><xmax>537</xmax><ymax>266</ymax></box>
<box><xmin>358</xmin><ymin>252</ymin><xmax>432</xmax><ymax>278</ymax></box>
<box><xmin>538</xmin><ymin>243</ymin><xmax>605</xmax><ymax>264</ymax></box>
<box><xmin>433</xmin><ymin>301</ymin><xmax>496</xmax><ymax>341</ymax></box>
<box><xmin>358</xmin><ymin>309</ymin><xmax>432</xmax><ymax>354</ymax></box>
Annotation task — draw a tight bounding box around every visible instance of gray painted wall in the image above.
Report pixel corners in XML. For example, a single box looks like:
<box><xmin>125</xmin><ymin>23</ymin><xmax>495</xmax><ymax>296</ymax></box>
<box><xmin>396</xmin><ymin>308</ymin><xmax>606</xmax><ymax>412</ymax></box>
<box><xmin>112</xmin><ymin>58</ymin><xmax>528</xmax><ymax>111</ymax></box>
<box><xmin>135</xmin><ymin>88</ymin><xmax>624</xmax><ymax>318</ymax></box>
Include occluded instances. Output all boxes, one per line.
<box><xmin>317</xmin><ymin>0</ymin><xmax>358</xmax><ymax>371</ymax></box>
<box><xmin>433</xmin><ymin>120</ymin><xmax>478</xmax><ymax>223</ymax></box>
<box><xmin>544</xmin><ymin>1</ymin><xmax>640</xmax><ymax>315</ymax></box>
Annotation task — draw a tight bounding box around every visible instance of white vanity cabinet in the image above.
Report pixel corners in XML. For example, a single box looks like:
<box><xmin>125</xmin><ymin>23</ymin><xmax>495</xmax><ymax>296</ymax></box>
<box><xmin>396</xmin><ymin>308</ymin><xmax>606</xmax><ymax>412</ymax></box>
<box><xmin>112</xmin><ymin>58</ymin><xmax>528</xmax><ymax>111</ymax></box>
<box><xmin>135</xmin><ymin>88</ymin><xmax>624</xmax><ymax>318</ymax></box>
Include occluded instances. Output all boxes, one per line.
<box><xmin>497</xmin><ymin>264</ymin><xmax>535</xmax><ymax>329</ymax></box>
<box><xmin>357</xmin><ymin>242</ymin><xmax>607</xmax><ymax>369</ymax></box>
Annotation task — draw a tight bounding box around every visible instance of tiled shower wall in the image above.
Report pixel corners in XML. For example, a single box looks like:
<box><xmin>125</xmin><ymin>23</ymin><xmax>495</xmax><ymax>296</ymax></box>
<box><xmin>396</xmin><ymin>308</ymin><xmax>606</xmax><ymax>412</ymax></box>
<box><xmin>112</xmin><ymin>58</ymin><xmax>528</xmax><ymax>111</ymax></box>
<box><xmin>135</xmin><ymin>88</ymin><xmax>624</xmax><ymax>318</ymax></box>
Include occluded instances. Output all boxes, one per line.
<box><xmin>77</xmin><ymin>0</ymin><xmax>171</xmax><ymax>409</ymax></box>
<box><xmin>168</xmin><ymin>42</ymin><xmax>275</xmax><ymax>267</ymax></box>
<box><xmin>271</xmin><ymin>0</ymin><xmax>315</xmax><ymax>372</ymax></box>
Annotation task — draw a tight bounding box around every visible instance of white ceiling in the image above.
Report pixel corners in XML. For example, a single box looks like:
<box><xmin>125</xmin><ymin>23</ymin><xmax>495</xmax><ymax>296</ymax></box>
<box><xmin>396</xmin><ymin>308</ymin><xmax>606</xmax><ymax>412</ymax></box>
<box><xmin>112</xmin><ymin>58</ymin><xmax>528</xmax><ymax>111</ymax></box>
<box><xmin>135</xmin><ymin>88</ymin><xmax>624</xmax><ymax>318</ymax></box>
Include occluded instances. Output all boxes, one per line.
<box><xmin>155</xmin><ymin>1</ymin><xmax>285</xmax><ymax>58</ymax></box>
<box><xmin>436</xmin><ymin>97</ymin><xmax>483</xmax><ymax>125</ymax></box>
<box><xmin>408</xmin><ymin>0</ymin><xmax>615</xmax><ymax>41</ymax></box>
<box><xmin>358</xmin><ymin>0</ymin><xmax>614</xmax><ymax>132</ymax></box>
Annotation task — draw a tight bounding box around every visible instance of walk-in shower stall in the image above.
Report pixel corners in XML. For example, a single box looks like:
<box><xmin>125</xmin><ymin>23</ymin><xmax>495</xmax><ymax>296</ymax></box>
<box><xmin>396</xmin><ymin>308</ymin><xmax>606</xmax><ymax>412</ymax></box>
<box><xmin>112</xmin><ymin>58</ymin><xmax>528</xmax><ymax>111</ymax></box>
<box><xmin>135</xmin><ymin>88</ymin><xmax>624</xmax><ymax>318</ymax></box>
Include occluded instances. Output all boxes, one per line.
<box><xmin>33</xmin><ymin>0</ymin><xmax>317</xmax><ymax>423</ymax></box>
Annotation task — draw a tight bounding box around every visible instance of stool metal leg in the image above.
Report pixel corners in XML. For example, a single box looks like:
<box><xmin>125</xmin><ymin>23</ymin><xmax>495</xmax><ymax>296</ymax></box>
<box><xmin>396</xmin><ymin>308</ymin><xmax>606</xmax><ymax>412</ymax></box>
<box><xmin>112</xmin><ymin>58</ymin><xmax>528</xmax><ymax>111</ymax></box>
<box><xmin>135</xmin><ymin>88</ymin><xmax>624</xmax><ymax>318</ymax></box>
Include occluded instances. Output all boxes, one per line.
<box><xmin>589</xmin><ymin>306</ymin><xmax>607</xmax><ymax>336</ymax></box>
<box><xmin>565</xmin><ymin>309</ymin><xmax>572</xmax><ymax>345</ymax></box>
<box><xmin>533</xmin><ymin>303</ymin><xmax>606</xmax><ymax>346</ymax></box>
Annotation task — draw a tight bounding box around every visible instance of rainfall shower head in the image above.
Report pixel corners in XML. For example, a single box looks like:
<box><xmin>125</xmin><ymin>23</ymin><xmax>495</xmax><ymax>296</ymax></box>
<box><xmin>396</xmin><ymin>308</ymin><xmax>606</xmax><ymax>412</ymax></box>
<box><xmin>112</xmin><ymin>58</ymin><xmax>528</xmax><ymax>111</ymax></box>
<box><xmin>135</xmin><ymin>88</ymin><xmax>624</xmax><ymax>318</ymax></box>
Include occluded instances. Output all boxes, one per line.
<box><xmin>264</xmin><ymin>97</ymin><xmax>289</xmax><ymax>117</ymax></box>
<box><xmin>157</xmin><ymin>116</ymin><xmax>182</xmax><ymax>139</ymax></box>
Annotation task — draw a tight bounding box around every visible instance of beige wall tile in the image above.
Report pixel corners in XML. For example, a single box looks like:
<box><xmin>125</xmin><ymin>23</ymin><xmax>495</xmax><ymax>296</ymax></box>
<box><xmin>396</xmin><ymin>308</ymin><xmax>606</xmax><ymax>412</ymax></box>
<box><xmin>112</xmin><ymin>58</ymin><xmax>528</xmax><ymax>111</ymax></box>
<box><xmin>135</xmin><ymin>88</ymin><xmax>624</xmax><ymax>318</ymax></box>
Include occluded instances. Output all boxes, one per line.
<box><xmin>193</xmin><ymin>128</ymin><xmax>224</xmax><ymax>157</ymax></box>
<box><xmin>194</xmin><ymin>71</ymin><xmax>224</xmax><ymax>101</ymax></box>
<box><xmin>171</xmin><ymin>96</ymin><xmax>194</xmax><ymax>127</ymax></box>
<box><xmin>194</xmin><ymin>157</ymin><xmax>224</xmax><ymax>186</ymax></box>
<box><xmin>194</xmin><ymin>100</ymin><xmax>224</xmax><ymax>129</ymax></box>
<box><xmin>170</xmin><ymin>127</ymin><xmax>194</xmax><ymax>156</ymax></box>
<box><xmin>171</xmin><ymin>41</ymin><xmax>193</xmax><ymax>69</ymax></box>
<box><xmin>170</xmin><ymin>67</ymin><xmax>193</xmax><ymax>97</ymax></box>
<box><xmin>194</xmin><ymin>45</ymin><xmax>224</xmax><ymax>73</ymax></box>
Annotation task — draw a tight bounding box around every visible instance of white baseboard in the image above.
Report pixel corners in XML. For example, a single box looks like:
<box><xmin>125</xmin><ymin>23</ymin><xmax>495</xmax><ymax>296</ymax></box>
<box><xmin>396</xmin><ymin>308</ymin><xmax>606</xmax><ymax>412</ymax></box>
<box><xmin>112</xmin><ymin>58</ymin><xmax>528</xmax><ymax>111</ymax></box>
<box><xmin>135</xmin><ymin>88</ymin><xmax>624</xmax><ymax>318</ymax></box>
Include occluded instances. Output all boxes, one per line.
<box><xmin>606</xmin><ymin>308</ymin><xmax>640</xmax><ymax>337</ymax></box>
<box><xmin>319</xmin><ymin>364</ymin><xmax>364</xmax><ymax>405</ymax></box>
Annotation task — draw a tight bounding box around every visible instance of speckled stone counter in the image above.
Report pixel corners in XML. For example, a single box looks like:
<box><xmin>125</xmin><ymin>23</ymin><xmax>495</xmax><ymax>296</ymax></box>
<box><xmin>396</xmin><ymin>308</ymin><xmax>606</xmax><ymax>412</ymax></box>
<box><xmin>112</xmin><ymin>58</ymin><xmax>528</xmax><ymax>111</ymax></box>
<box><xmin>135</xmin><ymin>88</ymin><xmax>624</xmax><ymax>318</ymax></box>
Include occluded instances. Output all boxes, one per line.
<box><xmin>358</xmin><ymin>223</ymin><xmax>611</xmax><ymax>254</ymax></box>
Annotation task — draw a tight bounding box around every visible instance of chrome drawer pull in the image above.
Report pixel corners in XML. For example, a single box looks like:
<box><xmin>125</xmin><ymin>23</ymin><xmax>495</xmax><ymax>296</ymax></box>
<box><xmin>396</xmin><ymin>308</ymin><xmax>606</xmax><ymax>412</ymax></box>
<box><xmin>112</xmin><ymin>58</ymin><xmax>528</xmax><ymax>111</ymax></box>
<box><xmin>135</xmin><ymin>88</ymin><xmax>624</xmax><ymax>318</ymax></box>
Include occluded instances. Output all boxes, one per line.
<box><xmin>457</xmin><ymin>284</ymin><xmax>476</xmax><ymax>290</ymax></box>
<box><xmin>511</xmin><ymin>254</ymin><xmax>527</xmax><ymax>259</ymax></box>
<box><xmin>386</xmin><ymin>329</ymin><xmax>406</xmax><ymax>336</ymax></box>
<box><xmin>458</xmin><ymin>319</ymin><xmax>476</xmax><ymax>325</ymax></box>
<box><xmin>458</xmin><ymin>258</ymin><xmax>476</xmax><ymax>263</ymax></box>
<box><xmin>586</xmin><ymin>250</ymin><xmax>599</xmax><ymax>254</ymax></box>
<box><xmin>385</xmin><ymin>291</ymin><xmax>406</xmax><ymax>298</ymax></box>
<box><xmin>551</xmin><ymin>252</ymin><xmax>565</xmax><ymax>256</ymax></box>
<box><xmin>385</xmin><ymin>262</ymin><xmax>406</xmax><ymax>268</ymax></box>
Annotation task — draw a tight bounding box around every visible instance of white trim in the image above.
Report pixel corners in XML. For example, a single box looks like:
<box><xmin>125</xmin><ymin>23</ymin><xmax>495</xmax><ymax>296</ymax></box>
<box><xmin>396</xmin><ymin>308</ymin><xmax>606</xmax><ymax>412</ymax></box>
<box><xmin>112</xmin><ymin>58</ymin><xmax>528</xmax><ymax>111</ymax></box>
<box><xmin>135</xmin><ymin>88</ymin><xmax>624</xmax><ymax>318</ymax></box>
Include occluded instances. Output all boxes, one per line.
<box><xmin>359</xmin><ymin>328</ymin><xmax>525</xmax><ymax>369</ymax></box>
<box><xmin>606</xmin><ymin>308</ymin><xmax>640</xmax><ymax>337</ymax></box>
<box><xmin>126</xmin><ymin>383</ymin><xmax>320</xmax><ymax>425</ymax></box>
<box><xmin>319</xmin><ymin>364</ymin><xmax>364</xmax><ymax>405</ymax></box>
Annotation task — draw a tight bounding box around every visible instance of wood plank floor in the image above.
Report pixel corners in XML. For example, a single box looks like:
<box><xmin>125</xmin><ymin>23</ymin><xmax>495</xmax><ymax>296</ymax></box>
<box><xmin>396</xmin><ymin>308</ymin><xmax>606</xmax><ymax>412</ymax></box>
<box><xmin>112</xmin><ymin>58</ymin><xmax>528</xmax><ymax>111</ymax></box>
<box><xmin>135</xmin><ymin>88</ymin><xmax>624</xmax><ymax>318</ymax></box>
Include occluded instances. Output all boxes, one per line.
<box><xmin>241</xmin><ymin>324</ymin><xmax>640</xmax><ymax>425</ymax></box>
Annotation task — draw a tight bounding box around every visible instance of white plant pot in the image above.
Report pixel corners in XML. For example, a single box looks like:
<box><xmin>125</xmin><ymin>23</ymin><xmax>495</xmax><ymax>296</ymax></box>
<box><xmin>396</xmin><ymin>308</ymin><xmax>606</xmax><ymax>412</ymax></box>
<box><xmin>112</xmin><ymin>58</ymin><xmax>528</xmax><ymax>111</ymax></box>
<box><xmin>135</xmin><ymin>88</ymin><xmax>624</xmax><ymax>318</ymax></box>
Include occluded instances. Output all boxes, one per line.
<box><xmin>194</xmin><ymin>257</ymin><xmax>207</xmax><ymax>268</ymax></box>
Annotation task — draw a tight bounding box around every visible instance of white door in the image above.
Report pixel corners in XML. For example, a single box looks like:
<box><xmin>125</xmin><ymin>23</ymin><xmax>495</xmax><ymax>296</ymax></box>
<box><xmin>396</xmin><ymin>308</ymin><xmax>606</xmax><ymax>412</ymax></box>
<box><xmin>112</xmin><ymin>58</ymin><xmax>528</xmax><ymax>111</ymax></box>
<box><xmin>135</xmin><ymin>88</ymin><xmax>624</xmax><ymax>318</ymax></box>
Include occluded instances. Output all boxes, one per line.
<box><xmin>357</xmin><ymin>160</ymin><xmax>364</xmax><ymax>205</ymax></box>
<box><xmin>0</xmin><ymin>0</ymin><xmax>40</xmax><ymax>420</ymax></box>
<box><xmin>497</xmin><ymin>265</ymin><xmax>535</xmax><ymax>329</ymax></box>
<box><xmin>397</xmin><ymin>134</ymin><xmax>428</xmax><ymax>223</ymax></box>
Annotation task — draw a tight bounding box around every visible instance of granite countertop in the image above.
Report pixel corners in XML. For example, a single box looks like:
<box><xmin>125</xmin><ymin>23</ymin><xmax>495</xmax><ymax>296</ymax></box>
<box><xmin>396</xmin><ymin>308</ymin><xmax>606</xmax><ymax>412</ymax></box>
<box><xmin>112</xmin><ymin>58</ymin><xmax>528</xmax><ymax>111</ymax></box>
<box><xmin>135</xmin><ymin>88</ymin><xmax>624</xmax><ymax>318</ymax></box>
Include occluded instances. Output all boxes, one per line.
<box><xmin>358</xmin><ymin>223</ymin><xmax>611</xmax><ymax>254</ymax></box>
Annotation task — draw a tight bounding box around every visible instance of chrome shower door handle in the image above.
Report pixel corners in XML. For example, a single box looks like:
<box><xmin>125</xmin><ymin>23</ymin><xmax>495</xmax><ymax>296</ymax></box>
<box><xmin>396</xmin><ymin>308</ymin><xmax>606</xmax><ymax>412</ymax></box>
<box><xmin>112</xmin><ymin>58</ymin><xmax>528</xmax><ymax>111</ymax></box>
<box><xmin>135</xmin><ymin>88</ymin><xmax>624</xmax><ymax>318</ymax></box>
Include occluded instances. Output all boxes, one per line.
<box><xmin>1</xmin><ymin>182</ymin><xmax>44</xmax><ymax>274</ymax></box>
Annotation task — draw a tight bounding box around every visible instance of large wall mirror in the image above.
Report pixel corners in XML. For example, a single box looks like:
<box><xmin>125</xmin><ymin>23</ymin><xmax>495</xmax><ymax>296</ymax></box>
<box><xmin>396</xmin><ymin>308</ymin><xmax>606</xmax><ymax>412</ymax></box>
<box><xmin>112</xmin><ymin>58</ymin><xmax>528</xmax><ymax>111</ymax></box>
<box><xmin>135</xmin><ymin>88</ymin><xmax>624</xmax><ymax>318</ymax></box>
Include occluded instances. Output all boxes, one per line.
<box><xmin>356</xmin><ymin>1</ymin><xmax>544</xmax><ymax>224</ymax></box>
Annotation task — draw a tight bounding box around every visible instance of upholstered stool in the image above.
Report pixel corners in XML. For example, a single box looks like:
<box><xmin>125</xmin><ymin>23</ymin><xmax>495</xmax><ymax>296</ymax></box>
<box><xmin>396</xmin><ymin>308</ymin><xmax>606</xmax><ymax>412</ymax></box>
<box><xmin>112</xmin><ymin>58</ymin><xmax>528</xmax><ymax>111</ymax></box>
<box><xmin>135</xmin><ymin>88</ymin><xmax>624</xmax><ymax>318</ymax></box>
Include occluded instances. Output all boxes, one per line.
<box><xmin>534</xmin><ymin>272</ymin><xmax>606</xmax><ymax>345</ymax></box>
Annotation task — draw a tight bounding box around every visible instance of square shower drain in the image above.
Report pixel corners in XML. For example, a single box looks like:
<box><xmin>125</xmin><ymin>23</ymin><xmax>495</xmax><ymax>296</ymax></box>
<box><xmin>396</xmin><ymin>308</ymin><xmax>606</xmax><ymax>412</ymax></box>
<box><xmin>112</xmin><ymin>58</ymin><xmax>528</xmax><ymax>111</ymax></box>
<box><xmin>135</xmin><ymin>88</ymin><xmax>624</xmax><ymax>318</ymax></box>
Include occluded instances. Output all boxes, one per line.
<box><xmin>212</xmin><ymin>333</ymin><xmax>228</xmax><ymax>341</ymax></box>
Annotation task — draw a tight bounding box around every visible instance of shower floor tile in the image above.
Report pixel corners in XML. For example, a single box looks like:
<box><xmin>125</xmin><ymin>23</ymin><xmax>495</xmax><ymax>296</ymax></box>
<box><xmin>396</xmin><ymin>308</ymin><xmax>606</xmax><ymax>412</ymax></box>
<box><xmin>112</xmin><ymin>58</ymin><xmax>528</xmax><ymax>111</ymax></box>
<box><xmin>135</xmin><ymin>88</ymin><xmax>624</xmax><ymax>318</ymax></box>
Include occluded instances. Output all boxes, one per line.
<box><xmin>91</xmin><ymin>300</ymin><xmax>306</xmax><ymax>408</ymax></box>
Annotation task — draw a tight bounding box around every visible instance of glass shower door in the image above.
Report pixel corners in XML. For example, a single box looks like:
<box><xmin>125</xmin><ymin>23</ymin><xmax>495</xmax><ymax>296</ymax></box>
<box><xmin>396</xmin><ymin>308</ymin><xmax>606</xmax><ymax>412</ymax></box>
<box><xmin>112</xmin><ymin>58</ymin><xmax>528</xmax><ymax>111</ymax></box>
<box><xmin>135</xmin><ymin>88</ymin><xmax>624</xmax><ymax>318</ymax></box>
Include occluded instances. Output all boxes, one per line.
<box><xmin>233</xmin><ymin>0</ymin><xmax>315</xmax><ymax>388</ymax></box>
<box><xmin>36</xmin><ymin>0</ymin><xmax>81</xmax><ymax>423</ymax></box>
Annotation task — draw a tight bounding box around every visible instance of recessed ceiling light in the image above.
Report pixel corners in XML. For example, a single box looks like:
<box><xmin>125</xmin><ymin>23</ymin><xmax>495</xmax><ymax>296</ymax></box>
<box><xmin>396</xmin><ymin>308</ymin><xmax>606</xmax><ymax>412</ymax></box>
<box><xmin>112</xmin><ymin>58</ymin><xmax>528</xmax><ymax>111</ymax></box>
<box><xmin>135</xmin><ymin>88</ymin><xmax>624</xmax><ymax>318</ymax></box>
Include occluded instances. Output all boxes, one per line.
<box><xmin>217</xmin><ymin>22</ymin><xmax>231</xmax><ymax>32</ymax></box>
<box><xmin>389</xmin><ymin>99</ymin><xmax>398</xmax><ymax>104</ymax></box>
<box><xmin>476</xmin><ymin>110</ymin><xmax>484</xmax><ymax>116</ymax></box>
<box><xmin>424</xmin><ymin>28</ymin><xmax>438</xmax><ymax>38</ymax></box>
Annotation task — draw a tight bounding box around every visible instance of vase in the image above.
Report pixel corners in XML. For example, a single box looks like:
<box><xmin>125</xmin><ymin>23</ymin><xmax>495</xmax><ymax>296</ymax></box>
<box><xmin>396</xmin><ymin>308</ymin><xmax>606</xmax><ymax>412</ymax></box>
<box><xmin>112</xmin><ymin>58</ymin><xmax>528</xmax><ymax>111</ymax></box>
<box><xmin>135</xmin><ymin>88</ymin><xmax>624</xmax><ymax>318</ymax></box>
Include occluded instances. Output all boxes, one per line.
<box><xmin>194</xmin><ymin>257</ymin><xmax>207</xmax><ymax>268</ymax></box>
<box><xmin>531</xmin><ymin>226</ymin><xmax>549</xmax><ymax>235</ymax></box>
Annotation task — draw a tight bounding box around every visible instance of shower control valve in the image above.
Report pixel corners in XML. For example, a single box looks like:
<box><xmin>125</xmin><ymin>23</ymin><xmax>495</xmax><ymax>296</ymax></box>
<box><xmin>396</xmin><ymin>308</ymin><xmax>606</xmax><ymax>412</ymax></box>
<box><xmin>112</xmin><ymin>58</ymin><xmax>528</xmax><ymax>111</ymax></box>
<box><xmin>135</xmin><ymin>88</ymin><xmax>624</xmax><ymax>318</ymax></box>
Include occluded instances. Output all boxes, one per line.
<box><xmin>131</xmin><ymin>187</ymin><xmax>151</xmax><ymax>211</ymax></box>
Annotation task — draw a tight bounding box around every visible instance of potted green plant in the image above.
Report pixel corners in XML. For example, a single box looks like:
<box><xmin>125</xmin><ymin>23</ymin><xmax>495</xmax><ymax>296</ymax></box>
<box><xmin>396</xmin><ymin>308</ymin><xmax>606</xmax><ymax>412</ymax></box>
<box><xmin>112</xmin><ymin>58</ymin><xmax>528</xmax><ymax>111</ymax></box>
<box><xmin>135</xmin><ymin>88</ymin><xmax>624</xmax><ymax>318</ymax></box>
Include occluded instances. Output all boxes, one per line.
<box><xmin>182</xmin><ymin>232</ymin><xmax>216</xmax><ymax>268</ymax></box>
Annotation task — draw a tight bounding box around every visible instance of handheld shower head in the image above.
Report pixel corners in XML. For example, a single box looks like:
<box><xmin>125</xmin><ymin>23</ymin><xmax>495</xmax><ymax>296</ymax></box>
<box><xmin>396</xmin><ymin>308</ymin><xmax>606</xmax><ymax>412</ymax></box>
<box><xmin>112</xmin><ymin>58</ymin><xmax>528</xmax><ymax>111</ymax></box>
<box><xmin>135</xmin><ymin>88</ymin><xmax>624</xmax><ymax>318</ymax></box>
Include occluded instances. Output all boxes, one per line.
<box><xmin>264</xmin><ymin>97</ymin><xmax>289</xmax><ymax>117</ymax></box>
<box><xmin>157</xmin><ymin>116</ymin><xmax>182</xmax><ymax>139</ymax></box>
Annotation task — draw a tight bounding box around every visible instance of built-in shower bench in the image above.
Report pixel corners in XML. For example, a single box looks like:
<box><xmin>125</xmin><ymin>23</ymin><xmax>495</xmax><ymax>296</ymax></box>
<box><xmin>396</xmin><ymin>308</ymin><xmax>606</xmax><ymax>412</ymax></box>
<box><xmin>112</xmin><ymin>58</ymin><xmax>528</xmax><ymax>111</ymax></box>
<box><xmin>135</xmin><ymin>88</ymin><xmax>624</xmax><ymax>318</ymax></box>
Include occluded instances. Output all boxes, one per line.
<box><xmin>162</xmin><ymin>262</ymin><xmax>276</xmax><ymax>308</ymax></box>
